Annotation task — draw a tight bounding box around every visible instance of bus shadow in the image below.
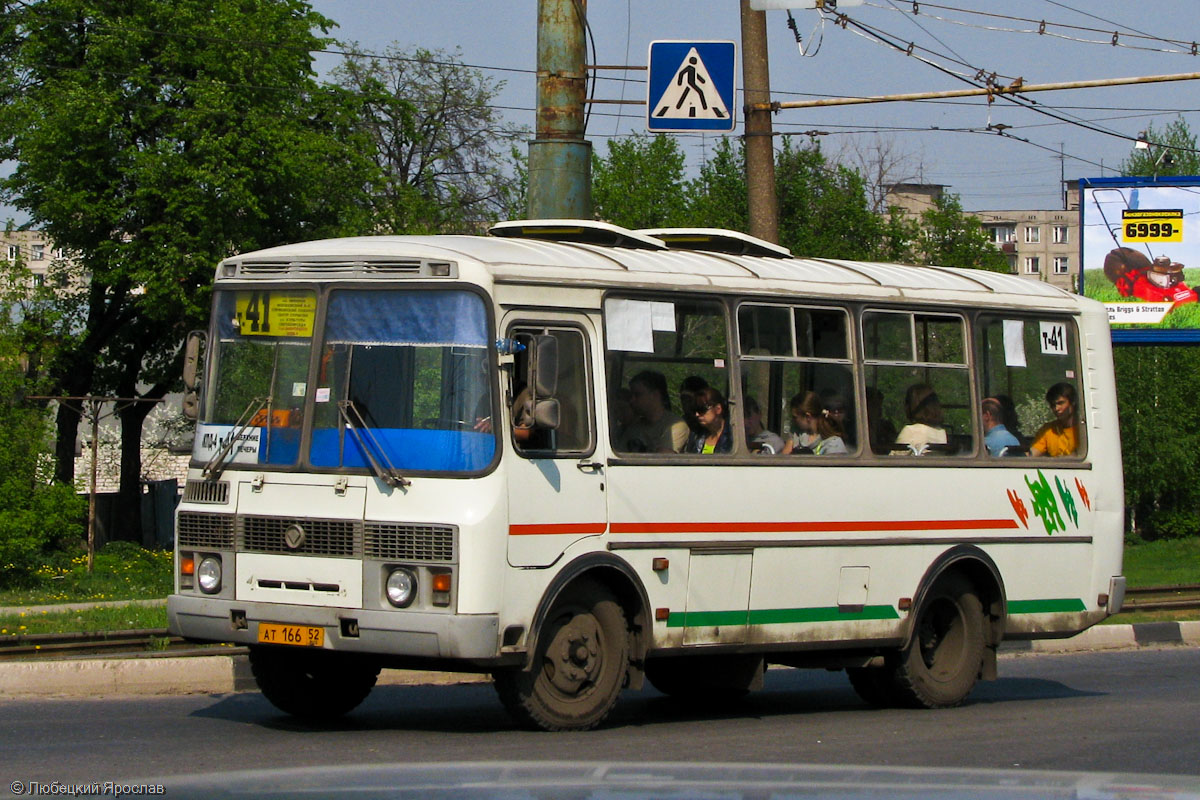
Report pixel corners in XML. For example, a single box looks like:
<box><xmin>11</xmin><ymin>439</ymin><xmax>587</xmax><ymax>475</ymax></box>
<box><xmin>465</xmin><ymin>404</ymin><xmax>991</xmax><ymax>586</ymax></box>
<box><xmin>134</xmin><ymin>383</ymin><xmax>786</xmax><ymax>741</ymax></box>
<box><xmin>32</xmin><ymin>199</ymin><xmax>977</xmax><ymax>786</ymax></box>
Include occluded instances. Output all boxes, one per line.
<box><xmin>190</xmin><ymin>667</ymin><xmax>1102</xmax><ymax>734</ymax></box>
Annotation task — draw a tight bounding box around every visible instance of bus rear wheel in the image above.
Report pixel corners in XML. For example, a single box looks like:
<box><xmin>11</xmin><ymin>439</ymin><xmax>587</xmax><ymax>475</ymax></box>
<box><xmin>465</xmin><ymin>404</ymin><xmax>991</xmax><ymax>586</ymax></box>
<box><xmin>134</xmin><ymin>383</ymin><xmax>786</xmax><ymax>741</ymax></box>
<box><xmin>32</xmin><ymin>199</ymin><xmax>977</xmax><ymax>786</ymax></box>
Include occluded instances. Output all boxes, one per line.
<box><xmin>249</xmin><ymin>646</ymin><xmax>380</xmax><ymax>720</ymax></box>
<box><xmin>889</xmin><ymin>573</ymin><xmax>985</xmax><ymax>708</ymax></box>
<box><xmin>493</xmin><ymin>580</ymin><xmax>629</xmax><ymax>731</ymax></box>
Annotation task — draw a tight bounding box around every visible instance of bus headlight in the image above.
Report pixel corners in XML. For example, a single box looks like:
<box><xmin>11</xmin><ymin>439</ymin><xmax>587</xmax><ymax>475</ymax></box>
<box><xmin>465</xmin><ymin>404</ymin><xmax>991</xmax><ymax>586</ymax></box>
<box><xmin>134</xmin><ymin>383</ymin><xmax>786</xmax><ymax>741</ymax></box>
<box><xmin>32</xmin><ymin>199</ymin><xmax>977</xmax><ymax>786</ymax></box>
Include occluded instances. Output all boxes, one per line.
<box><xmin>196</xmin><ymin>556</ymin><xmax>222</xmax><ymax>594</ymax></box>
<box><xmin>386</xmin><ymin>568</ymin><xmax>417</xmax><ymax>608</ymax></box>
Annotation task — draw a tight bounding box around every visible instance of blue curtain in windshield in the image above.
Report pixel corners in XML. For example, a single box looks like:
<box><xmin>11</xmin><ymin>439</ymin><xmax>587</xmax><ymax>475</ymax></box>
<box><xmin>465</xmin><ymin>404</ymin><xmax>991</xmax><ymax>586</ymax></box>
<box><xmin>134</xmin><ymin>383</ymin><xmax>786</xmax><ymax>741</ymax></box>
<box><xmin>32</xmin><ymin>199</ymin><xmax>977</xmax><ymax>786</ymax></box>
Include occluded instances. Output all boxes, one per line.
<box><xmin>325</xmin><ymin>290</ymin><xmax>488</xmax><ymax>346</ymax></box>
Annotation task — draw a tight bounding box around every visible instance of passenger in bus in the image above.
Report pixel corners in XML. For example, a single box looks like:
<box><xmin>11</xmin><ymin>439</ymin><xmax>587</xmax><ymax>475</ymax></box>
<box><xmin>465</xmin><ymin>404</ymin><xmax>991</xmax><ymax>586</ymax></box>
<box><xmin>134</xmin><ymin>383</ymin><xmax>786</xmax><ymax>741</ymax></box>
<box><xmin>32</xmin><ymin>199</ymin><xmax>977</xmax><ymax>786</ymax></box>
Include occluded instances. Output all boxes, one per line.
<box><xmin>618</xmin><ymin>370</ymin><xmax>690</xmax><ymax>453</ymax></box>
<box><xmin>982</xmin><ymin>396</ymin><xmax>1021</xmax><ymax>456</ymax></box>
<box><xmin>1029</xmin><ymin>382</ymin><xmax>1079</xmax><ymax>457</ymax></box>
<box><xmin>895</xmin><ymin>383</ymin><xmax>947</xmax><ymax>454</ymax></box>
<box><xmin>685</xmin><ymin>386</ymin><xmax>733</xmax><ymax>454</ymax></box>
<box><xmin>819</xmin><ymin>390</ymin><xmax>852</xmax><ymax>446</ymax></box>
<box><xmin>782</xmin><ymin>391</ymin><xmax>847</xmax><ymax>455</ymax></box>
<box><xmin>744</xmin><ymin>396</ymin><xmax>785</xmax><ymax>454</ymax></box>
<box><xmin>679</xmin><ymin>375</ymin><xmax>710</xmax><ymax>436</ymax></box>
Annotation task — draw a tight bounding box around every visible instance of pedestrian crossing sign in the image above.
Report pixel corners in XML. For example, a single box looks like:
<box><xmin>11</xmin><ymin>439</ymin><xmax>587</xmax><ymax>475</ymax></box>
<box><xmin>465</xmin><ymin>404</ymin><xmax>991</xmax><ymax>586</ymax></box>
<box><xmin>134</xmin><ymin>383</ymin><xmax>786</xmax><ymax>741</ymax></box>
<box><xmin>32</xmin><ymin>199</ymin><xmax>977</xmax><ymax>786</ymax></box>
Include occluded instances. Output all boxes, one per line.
<box><xmin>647</xmin><ymin>40</ymin><xmax>737</xmax><ymax>132</ymax></box>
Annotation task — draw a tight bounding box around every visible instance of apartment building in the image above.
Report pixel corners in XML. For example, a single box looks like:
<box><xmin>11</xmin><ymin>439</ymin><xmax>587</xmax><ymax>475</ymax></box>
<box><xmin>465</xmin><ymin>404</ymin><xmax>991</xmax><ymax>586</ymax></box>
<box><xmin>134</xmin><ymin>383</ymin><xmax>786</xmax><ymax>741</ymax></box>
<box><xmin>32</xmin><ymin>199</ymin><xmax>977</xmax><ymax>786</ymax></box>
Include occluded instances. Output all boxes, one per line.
<box><xmin>884</xmin><ymin>181</ymin><xmax>1080</xmax><ymax>293</ymax></box>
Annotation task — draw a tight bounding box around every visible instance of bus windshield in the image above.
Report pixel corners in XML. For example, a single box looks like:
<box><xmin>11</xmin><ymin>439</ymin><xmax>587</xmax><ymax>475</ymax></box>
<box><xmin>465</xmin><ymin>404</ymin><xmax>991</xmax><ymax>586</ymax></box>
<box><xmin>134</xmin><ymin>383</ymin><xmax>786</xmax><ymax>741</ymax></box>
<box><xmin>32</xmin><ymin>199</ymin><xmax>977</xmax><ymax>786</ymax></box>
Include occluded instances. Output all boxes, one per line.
<box><xmin>196</xmin><ymin>287</ymin><xmax>496</xmax><ymax>475</ymax></box>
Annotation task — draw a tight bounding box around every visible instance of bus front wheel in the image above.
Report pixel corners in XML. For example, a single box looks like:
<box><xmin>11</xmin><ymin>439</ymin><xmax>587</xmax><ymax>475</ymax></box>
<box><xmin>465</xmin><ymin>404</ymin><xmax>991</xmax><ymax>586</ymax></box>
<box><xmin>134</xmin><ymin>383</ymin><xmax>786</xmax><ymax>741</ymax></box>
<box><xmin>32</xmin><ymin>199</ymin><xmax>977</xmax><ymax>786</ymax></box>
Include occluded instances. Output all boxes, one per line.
<box><xmin>248</xmin><ymin>646</ymin><xmax>380</xmax><ymax>720</ymax></box>
<box><xmin>493</xmin><ymin>580</ymin><xmax>629</xmax><ymax>731</ymax></box>
<box><xmin>889</xmin><ymin>573</ymin><xmax>985</xmax><ymax>708</ymax></box>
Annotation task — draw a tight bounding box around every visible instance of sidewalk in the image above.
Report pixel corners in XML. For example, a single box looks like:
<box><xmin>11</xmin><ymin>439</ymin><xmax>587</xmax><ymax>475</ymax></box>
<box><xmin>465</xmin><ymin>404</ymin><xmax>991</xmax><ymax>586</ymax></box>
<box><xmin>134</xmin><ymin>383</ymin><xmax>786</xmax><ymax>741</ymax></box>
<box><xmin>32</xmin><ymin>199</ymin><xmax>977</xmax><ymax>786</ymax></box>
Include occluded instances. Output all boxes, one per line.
<box><xmin>1</xmin><ymin>620</ymin><xmax>1197</xmax><ymax>700</ymax></box>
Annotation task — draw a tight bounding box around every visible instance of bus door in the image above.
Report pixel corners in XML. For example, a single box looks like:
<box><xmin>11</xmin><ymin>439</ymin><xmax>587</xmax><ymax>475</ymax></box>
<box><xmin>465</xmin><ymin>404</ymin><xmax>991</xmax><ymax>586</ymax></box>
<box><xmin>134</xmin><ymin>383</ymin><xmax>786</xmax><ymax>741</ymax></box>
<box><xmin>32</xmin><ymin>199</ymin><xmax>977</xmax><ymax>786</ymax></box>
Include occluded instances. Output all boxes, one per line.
<box><xmin>503</xmin><ymin>317</ymin><xmax>607</xmax><ymax>568</ymax></box>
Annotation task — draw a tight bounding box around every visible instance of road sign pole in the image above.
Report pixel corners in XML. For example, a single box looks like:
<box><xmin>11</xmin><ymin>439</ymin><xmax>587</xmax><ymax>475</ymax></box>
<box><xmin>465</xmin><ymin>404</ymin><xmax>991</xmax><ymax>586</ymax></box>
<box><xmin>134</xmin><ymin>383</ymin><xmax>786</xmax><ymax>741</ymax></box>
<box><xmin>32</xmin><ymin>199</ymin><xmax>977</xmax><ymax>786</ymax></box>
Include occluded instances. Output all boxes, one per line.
<box><xmin>740</xmin><ymin>0</ymin><xmax>779</xmax><ymax>244</ymax></box>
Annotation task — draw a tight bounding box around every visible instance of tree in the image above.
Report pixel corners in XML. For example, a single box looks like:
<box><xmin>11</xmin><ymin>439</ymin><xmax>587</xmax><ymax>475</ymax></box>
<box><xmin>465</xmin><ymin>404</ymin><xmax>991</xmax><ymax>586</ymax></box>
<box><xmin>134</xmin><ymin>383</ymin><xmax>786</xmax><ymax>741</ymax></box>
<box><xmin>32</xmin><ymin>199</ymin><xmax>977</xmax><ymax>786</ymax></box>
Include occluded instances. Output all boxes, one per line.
<box><xmin>837</xmin><ymin>134</ymin><xmax>926</xmax><ymax>215</ymax></box>
<box><xmin>1120</xmin><ymin>117</ymin><xmax>1200</xmax><ymax>178</ymax></box>
<box><xmin>0</xmin><ymin>0</ymin><xmax>377</xmax><ymax>541</ymax></box>
<box><xmin>331</xmin><ymin>45</ymin><xmax>526</xmax><ymax>232</ymax></box>
<box><xmin>686</xmin><ymin>137</ymin><xmax>748</xmax><ymax>232</ymax></box>
<box><xmin>593</xmin><ymin>134</ymin><xmax>688</xmax><ymax>229</ymax></box>
<box><xmin>914</xmin><ymin>194</ymin><xmax>1010</xmax><ymax>272</ymax></box>
<box><xmin>774</xmin><ymin>137</ymin><xmax>883</xmax><ymax>260</ymax></box>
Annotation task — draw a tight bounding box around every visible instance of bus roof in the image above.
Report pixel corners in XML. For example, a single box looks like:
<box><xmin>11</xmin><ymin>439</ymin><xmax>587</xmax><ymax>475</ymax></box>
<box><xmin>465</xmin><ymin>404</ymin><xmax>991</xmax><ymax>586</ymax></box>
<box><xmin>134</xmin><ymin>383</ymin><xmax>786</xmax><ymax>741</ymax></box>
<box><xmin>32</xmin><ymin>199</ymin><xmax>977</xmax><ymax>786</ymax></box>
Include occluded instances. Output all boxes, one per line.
<box><xmin>218</xmin><ymin>221</ymin><xmax>1078</xmax><ymax>306</ymax></box>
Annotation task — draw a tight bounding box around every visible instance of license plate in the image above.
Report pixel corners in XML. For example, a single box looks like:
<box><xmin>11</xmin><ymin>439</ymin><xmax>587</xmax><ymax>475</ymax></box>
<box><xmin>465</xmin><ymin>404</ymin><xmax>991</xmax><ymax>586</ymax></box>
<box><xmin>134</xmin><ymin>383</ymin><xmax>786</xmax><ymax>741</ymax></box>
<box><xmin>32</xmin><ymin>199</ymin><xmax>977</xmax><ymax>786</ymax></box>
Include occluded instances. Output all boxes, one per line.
<box><xmin>257</xmin><ymin>623</ymin><xmax>325</xmax><ymax>647</ymax></box>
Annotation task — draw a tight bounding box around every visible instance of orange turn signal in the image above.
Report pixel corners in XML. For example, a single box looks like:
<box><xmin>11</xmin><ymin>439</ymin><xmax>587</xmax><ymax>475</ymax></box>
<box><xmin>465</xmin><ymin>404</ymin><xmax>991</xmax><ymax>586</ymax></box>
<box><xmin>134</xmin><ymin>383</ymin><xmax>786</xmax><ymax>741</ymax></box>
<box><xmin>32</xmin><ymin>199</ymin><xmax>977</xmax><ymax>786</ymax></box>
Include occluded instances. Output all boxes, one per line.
<box><xmin>181</xmin><ymin>556</ymin><xmax>195</xmax><ymax>576</ymax></box>
<box><xmin>432</xmin><ymin>573</ymin><xmax>452</xmax><ymax>593</ymax></box>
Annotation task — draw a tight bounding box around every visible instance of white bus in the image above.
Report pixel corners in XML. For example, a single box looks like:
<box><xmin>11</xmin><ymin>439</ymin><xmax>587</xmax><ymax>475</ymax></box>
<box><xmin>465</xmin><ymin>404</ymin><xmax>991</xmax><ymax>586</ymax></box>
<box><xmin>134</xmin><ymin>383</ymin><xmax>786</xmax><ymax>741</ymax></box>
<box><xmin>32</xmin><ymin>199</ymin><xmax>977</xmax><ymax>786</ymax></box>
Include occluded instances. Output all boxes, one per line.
<box><xmin>169</xmin><ymin>220</ymin><xmax>1125</xmax><ymax>731</ymax></box>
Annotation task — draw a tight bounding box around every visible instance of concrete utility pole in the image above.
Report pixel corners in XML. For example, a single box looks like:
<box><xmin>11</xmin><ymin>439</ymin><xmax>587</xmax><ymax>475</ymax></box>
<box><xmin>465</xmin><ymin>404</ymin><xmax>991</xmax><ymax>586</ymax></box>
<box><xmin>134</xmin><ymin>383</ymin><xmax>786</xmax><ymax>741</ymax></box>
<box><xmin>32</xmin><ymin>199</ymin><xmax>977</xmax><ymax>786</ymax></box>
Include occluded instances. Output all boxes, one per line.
<box><xmin>528</xmin><ymin>0</ymin><xmax>591</xmax><ymax>219</ymax></box>
<box><xmin>740</xmin><ymin>0</ymin><xmax>780</xmax><ymax>244</ymax></box>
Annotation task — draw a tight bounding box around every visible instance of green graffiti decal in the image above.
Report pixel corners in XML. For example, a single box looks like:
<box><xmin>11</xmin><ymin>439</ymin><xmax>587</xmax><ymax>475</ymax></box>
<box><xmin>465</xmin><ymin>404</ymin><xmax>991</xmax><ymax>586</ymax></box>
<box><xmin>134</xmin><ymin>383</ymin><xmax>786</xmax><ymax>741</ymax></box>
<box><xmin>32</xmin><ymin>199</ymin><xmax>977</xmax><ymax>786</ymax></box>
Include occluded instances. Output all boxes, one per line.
<box><xmin>1055</xmin><ymin>475</ymin><xmax>1079</xmax><ymax>527</ymax></box>
<box><xmin>1025</xmin><ymin>469</ymin><xmax>1065</xmax><ymax>535</ymax></box>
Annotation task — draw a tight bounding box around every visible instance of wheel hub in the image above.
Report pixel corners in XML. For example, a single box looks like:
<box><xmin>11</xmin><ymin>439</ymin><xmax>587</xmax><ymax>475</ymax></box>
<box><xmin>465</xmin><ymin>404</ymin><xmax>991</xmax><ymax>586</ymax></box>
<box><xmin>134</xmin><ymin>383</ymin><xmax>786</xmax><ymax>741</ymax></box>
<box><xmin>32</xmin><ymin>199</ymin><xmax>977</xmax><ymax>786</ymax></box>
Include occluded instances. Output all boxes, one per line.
<box><xmin>546</xmin><ymin>614</ymin><xmax>601</xmax><ymax>695</ymax></box>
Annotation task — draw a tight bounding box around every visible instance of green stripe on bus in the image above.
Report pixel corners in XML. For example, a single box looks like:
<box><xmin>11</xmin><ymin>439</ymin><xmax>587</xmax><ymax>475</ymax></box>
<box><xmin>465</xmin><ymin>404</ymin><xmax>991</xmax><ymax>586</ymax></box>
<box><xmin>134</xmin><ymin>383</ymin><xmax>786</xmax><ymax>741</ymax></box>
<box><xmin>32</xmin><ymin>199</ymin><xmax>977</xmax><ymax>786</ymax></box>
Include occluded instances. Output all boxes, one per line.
<box><xmin>666</xmin><ymin>605</ymin><xmax>901</xmax><ymax>628</ymax></box>
<box><xmin>1007</xmin><ymin>598</ymin><xmax>1087</xmax><ymax>614</ymax></box>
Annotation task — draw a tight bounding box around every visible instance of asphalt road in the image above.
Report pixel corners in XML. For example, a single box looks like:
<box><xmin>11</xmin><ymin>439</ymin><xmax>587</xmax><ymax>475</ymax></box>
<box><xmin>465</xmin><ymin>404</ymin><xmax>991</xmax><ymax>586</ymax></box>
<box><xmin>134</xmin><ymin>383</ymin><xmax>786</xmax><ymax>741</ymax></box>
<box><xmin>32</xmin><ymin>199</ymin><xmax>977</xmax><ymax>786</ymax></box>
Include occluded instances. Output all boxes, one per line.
<box><xmin>3</xmin><ymin>647</ymin><xmax>1198</xmax><ymax>788</ymax></box>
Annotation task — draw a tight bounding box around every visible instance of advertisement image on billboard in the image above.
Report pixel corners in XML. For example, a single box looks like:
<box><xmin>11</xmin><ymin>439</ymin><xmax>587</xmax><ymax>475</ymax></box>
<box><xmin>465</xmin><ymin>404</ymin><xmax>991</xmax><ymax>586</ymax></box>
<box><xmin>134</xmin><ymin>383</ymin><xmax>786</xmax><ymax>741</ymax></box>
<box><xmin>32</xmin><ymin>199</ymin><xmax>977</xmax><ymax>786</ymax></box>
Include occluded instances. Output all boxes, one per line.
<box><xmin>1080</xmin><ymin>176</ymin><xmax>1200</xmax><ymax>343</ymax></box>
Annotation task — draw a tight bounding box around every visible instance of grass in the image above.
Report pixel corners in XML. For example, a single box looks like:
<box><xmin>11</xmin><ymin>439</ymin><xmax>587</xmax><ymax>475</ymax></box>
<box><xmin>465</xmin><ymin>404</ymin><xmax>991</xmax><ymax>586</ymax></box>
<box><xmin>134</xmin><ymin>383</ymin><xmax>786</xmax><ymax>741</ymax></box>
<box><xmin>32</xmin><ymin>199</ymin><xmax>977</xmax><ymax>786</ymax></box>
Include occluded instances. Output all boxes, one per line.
<box><xmin>0</xmin><ymin>541</ymin><xmax>173</xmax><ymax>607</ymax></box>
<box><xmin>0</xmin><ymin>604</ymin><xmax>168</xmax><ymax>638</ymax></box>
<box><xmin>1122</xmin><ymin>538</ymin><xmax>1200</xmax><ymax>587</ymax></box>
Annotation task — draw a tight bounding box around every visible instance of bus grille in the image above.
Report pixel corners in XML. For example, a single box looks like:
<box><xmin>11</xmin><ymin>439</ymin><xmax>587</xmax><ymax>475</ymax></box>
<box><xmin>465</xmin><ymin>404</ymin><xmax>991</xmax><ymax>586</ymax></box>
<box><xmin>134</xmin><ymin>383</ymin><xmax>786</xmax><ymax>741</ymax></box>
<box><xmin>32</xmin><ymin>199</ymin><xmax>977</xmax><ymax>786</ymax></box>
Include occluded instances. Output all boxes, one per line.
<box><xmin>177</xmin><ymin>512</ymin><xmax>236</xmax><ymax>550</ymax></box>
<box><xmin>365</xmin><ymin>523</ymin><xmax>456</xmax><ymax>562</ymax></box>
<box><xmin>183</xmin><ymin>479</ymin><xmax>230</xmax><ymax>504</ymax></box>
<box><xmin>239</xmin><ymin>516</ymin><xmax>361</xmax><ymax>557</ymax></box>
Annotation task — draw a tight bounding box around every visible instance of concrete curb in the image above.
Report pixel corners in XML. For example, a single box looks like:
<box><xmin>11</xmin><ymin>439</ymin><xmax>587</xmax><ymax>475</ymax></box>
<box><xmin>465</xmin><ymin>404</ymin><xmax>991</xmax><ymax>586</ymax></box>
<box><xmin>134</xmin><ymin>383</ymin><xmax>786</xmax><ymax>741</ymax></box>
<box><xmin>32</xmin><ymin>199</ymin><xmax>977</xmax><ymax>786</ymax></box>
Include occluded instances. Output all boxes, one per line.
<box><xmin>0</xmin><ymin>622</ymin><xmax>1196</xmax><ymax>700</ymax></box>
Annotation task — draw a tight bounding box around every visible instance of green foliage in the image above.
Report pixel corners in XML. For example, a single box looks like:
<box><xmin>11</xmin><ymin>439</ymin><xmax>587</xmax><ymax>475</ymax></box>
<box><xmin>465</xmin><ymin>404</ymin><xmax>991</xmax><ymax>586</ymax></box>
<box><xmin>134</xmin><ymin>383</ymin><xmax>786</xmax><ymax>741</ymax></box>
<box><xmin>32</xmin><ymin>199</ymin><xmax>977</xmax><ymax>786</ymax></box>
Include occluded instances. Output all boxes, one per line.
<box><xmin>0</xmin><ymin>0</ymin><xmax>379</xmax><ymax>490</ymax></box>
<box><xmin>593</xmin><ymin>135</ymin><xmax>689</xmax><ymax>229</ymax></box>
<box><xmin>1114</xmin><ymin>346</ymin><xmax>1200</xmax><ymax>541</ymax></box>
<box><xmin>0</xmin><ymin>343</ymin><xmax>84</xmax><ymax>583</ymax></box>
<box><xmin>774</xmin><ymin>137</ymin><xmax>883</xmax><ymax>260</ymax></box>
<box><xmin>686</xmin><ymin>137</ymin><xmax>748</xmax><ymax>231</ymax></box>
<box><xmin>914</xmin><ymin>194</ymin><xmax>1010</xmax><ymax>271</ymax></box>
<box><xmin>1119</xmin><ymin>118</ymin><xmax>1200</xmax><ymax>178</ymax></box>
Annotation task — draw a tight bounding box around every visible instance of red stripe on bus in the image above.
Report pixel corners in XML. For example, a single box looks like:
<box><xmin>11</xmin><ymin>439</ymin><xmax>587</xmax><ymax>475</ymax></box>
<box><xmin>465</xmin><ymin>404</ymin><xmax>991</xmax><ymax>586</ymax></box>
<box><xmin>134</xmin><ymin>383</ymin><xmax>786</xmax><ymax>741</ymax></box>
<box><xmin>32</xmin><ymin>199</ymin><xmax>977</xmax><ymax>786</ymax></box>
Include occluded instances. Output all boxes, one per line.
<box><xmin>508</xmin><ymin>523</ymin><xmax>609</xmax><ymax>536</ymax></box>
<box><xmin>608</xmin><ymin>519</ymin><xmax>1020</xmax><ymax>534</ymax></box>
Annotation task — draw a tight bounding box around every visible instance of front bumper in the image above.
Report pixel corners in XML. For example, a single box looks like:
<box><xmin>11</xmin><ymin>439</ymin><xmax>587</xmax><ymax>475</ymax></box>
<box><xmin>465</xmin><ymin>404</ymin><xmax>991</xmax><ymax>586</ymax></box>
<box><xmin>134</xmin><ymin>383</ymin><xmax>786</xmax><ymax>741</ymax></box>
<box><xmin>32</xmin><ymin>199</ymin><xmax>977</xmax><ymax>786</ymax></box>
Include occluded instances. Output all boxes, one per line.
<box><xmin>168</xmin><ymin>594</ymin><xmax>500</xmax><ymax>661</ymax></box>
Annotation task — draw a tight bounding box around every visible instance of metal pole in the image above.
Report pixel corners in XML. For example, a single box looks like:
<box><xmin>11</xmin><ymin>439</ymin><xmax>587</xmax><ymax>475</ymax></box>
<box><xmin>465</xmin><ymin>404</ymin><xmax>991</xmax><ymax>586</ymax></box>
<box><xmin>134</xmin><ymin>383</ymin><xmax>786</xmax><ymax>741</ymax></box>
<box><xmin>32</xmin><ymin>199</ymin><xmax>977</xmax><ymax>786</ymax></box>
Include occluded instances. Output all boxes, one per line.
<box><xmin>740</xmin><ymin>0</ymin><xmax>779</xmax><ymax>244</ymax></box>
<box><xmin>87</xmin><ymin>399</ymin><xmax>99</xmax><ymax>573</ymax></box>
<box><xmin>528</xmin><ymin>0</ymin><xmax>592</xmax><ymax>219</ymax></box>
<box><xmin>750</xmin><ymin>70</ymin><xmax>1200</xmax><ymax>111</ymax></box>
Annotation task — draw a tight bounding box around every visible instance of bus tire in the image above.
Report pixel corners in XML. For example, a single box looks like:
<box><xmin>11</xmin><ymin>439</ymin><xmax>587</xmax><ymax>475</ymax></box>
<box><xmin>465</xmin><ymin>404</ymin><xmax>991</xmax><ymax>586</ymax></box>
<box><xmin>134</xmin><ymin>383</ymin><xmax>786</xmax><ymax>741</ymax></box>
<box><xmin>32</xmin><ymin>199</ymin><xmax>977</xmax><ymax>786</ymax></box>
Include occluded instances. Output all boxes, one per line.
<box><xmin>846</xmin><ymin>666</ymin><xmax>896</xmax><ymax>708</ymax></box>
<box><xmin>890</xmin><ymin>573</ymin><xmax>985</xmax><ymax>709</ymax></box>
<box><xmin>493</xmin><ymin>580</ymin><xmax>629</xmax><ymax>731</ymax></box>
<box><xmin>248</xmin><ymin>646</ymin><xmax>380</xmax><ymax>720</ymax></box>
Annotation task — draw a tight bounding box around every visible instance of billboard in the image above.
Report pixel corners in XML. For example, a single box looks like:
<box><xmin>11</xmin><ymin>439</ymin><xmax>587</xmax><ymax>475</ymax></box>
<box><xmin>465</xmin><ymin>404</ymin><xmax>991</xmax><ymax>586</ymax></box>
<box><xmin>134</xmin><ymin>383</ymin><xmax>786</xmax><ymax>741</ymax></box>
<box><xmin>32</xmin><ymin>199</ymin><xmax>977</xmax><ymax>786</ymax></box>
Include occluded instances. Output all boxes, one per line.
<box><xmin>1080</xmin><ymin>176</ymin><xmax>1200</xmax><ymax>343</ymax></box>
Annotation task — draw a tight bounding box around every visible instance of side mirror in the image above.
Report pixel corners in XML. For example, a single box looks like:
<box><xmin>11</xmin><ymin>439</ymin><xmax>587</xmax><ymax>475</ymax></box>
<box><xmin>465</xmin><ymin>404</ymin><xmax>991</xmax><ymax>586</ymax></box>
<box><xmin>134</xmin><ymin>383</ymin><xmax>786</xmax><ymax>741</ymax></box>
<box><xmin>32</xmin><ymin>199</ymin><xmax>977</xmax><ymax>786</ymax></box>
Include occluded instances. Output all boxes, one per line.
<box><xmin>182</xmin><ymin>330</ymin><xmax>206</xmax><ymax>392</ymax></box>
<box><xmin>531</xmin><ymin>334</ymin><xmax>558</xmax><ymax>398</ymax></box>
<box><xmin>532</xmin><ymin>398</ymin><xmax>560</xmax><ymax>430</ymax></box>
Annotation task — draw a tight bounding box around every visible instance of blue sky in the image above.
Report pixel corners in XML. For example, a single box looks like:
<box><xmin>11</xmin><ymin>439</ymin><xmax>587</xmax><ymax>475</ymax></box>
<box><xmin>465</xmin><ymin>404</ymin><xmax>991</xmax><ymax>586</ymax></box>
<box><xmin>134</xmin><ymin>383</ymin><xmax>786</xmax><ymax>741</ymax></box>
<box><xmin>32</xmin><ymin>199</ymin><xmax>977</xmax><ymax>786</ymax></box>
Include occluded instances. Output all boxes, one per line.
<box><xmin>310</xmin><ymin>0</ymin><xmax>1200</xmax><ymax>211</ymax></box>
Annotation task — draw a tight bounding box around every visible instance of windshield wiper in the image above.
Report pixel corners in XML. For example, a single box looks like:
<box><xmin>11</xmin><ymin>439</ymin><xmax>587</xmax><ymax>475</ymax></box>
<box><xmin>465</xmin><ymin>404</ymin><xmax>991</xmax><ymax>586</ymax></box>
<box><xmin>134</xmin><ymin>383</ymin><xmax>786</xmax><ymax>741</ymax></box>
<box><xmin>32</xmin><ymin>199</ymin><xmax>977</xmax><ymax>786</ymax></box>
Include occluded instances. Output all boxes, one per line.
<box><xmin>338</xmin><ymin>400</ymin><xmax>411</xmax><ymax>488</ymax></box>
<box><xmin>202</xmin><ymin>396</ymin><xmax>269</xmax><ymax>482</ymax></box>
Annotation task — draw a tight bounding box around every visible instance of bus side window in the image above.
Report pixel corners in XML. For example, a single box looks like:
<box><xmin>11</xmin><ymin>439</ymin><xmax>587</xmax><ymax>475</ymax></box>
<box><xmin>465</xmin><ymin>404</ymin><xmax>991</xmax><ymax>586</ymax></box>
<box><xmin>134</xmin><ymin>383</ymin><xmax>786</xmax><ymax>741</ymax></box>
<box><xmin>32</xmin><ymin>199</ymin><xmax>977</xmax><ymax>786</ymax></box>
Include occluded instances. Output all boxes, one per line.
<box><xmin>976</xmin><ymin>315</ymin><xmax>1084</xmax><ymax>459</ymax></box>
